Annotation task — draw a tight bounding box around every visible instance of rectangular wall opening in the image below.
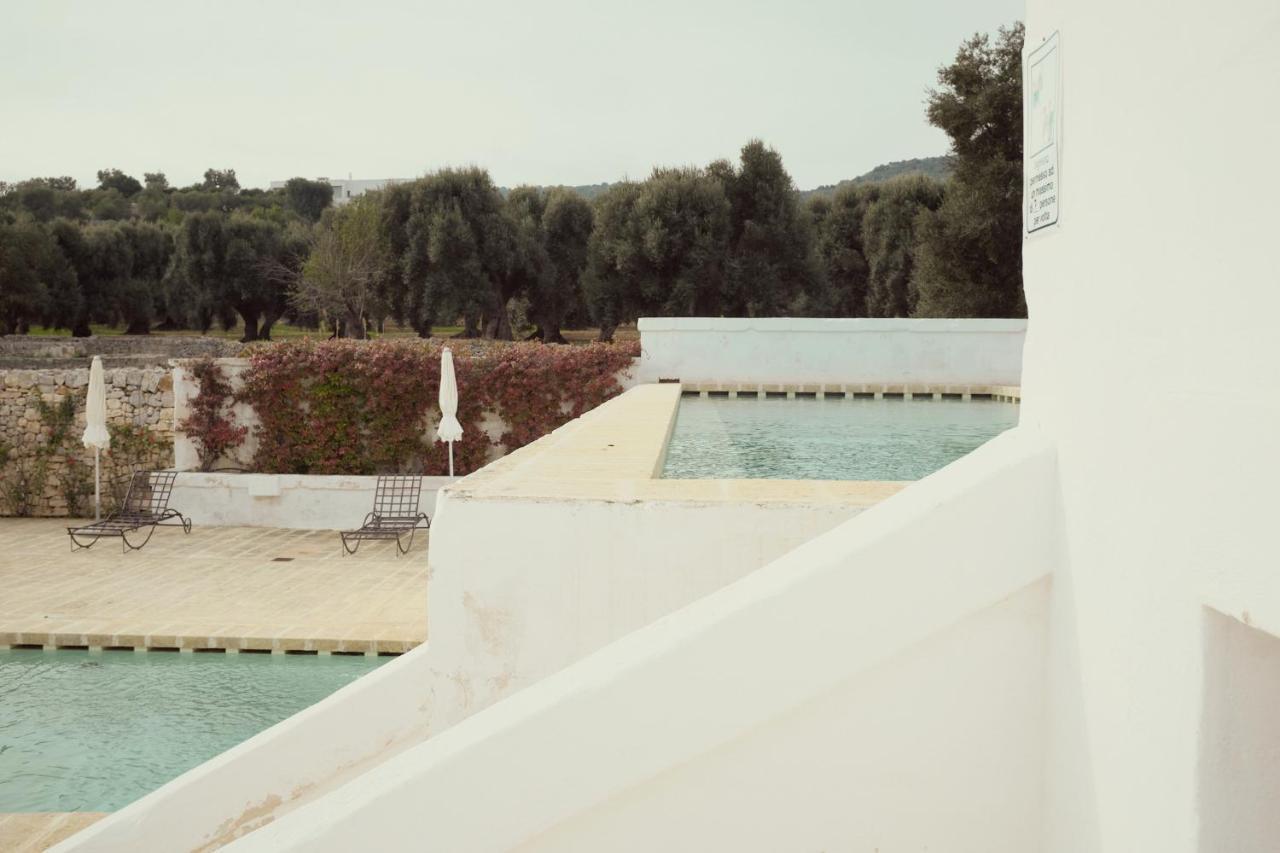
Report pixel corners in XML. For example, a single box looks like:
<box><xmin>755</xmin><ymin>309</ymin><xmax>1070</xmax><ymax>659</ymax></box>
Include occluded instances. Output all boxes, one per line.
<box><xmin>1198</xmin><ymin>607</ymin><xmax>1280</xmax><ymax>852</ymax></box>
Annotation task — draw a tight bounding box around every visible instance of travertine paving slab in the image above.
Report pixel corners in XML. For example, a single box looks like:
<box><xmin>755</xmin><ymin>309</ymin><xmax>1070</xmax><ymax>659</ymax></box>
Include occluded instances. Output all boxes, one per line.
<box><xmin>0</xmin><ymin>520</ymin><xmax>427</xmax><ymax>654</ymax></box>
<box><xmin>0</xmin><ymin>812</ymin><xmax>106</xmax><ymax>852</ymax></box>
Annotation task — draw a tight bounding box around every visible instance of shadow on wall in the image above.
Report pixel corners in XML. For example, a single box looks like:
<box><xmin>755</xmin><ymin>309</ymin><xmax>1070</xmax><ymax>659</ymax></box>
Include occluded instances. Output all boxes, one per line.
<box><xmin>1198</xmin><ymin>608</ymin><xmax>1280</xmax><ymax>852</ymax></box>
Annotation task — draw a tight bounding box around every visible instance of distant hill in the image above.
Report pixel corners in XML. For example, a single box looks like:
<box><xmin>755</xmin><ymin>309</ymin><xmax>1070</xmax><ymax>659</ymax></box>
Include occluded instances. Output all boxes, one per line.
<box><xmin>500</xmin><ymin>157</ymin><xmax>953</xmax><ymax>204</ymax></box>
<box><xmin>799</xmin><ymin>156</ymin><xmax>954</xmax><ymax>202</ymax></box>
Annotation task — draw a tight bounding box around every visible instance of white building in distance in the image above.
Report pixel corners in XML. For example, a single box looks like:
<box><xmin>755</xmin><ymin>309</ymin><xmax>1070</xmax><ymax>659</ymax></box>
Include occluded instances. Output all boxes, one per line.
<box><xmin>268</xmin><ymin>177</ymin><xmax>408</xmax><ymax>205</ymax></box>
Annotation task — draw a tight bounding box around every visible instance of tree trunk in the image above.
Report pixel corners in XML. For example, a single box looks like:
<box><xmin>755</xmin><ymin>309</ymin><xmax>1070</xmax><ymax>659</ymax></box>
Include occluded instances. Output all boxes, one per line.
<box><xmin>344</xmin><ymin>310</ymin><xmax>367</xmax><ymax>339</ymax></box>
<box><xmin>71</xmin><ymin>319</ymin><xmax>92</xmax><ymax>338</ymax></box>
<box><xmin>124</xmin><ymin>319</ymin><xmax>150</xmax><ymax>335</ymax></box>
<box><xmin>461</xmin><ymin>314</ymin><xmax>481</xmax><ymax>338</ymax></box>
<box><xmin>258</xmin><ymin>308</ymin><xmax>282</xmax><ymax>341</ymax></box>
<box><xmin>539</xmin><ymin>319</ymin><xmax>568</xmax><ymax>344</ymax></box>
<box><xmin>410</xmin><ymin>311</ymin><xmax>433</xmax><ymax>338</ymax></box>
<box><xmin>597</xmin><ymin>322</ymin><xmax>617</xmax><ymax>343</ymax></box>
<box><xmin>482</xmin><ymin>304</ymin><xmax>514</xmax><ymax>340</ymax></box>
<box><xmin>238</xmin><ymin>308</ymin><xmax>261</xmax><ymax>343</ymax></box>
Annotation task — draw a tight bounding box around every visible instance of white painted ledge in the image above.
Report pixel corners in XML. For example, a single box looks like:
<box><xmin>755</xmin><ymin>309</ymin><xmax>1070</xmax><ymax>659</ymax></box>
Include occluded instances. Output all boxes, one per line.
<box><xmin>638</xmin><ymin>317</ymin><xmax>1028</xmax><ymax>333</ymax></box>
<box><xmin>170</xmin><ymin>473</ymin><xmax>458</xmax><ymax>529</ymax></box>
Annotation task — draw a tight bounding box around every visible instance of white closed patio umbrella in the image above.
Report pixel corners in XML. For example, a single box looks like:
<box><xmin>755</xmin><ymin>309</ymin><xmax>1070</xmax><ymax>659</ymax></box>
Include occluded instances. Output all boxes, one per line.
<box><xmin>435</xmin><ymin>347</ymin><xmax>464</xmax><ymax>477</ymax></box>
<box><xmin>82</xmin><ymin>356</ymin><xmax>111</xmax><ymax>520</ymax></box>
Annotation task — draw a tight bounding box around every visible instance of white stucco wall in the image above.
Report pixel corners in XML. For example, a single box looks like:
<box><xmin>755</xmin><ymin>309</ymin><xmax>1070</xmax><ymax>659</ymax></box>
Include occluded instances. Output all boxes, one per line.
<box><xmin>220</xmin><ymin>427</ymin><xmax>1061</xmax><ymax>852</ymax></box>
<box><xmin>635</xmin><ymin>317</ymin><xmax>1026</xmax><ymax>386</ymax></box>
<box><xmin>172</xmin><ymin>360</ymin><xmax>258</xmax><ymax>472</ymax></box>
<box><xmin>1197</xmin><ymin>609</ymin><xmax>1280</xmax><ymax>852</ymax></box>
<box><xmin>515</xmin><ymin>582</ymin><xmax>1048</xmax><ymax>853</ymax></box>
<box><xmin>169</xmin><ymin>472</ymin><xmax>456</xmax><ymax>529</ymax></box>
<box><xmin>1019</xmin><ymin>2</ymin><xmax>1280</xmax><ymax>851</ymax></box>
<box><xmin>423</xmin><ymin>489</ymin><xmax>872</xmax><ymax>732</ymax></box>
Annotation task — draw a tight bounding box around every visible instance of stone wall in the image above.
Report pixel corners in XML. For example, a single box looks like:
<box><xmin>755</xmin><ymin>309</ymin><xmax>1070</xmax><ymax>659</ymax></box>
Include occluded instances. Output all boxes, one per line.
<box><xmin>0</xmin><ymin>335</ymin><xmax>239</xmax><ymax>369</ymax></box>
<box><xmin>0</xmin><ymin>365</ymin><xmax>174</xmax><ymax>517</ymax></box>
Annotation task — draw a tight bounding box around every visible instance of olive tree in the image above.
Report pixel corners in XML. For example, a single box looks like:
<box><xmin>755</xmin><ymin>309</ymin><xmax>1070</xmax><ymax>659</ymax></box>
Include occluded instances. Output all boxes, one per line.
<box><xmin>289</xmin><ymin>197</ymin><xmax>387</xmax><ymax>338</ymax></box>
<box><xmin>913</xmin><ymin>22</ymin><xmax>1026</xmax><ymax>318</ymax></box>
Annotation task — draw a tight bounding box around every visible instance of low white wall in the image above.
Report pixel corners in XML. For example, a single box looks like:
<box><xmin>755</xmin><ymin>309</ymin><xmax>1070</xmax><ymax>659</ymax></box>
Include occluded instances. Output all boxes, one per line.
<box><xmin>635</xmin><ymin>317</ymin><xmax>1026</xmax><ymax>386</ymax></box>
<box><xmin>518</xmin><ymin>583</ymin><xmax>1048</xmax><ymax>853</ymax></box>
<box><xmin>57</xmin><ymin>646</ymin><xmax>438</xmax><ymax>852</ymax></box>
<box><xmin>170</xmin><ymin>472</ymin><xmax>456</xmax><ymax>529</ymax></box>
<box><xmin>424</xmin><ymin>488</ymin><xmax>869</xmax><ymax>732</ymax></box>
<box><xmin>219</xmin><ymin>426</ymin><xmax>1061</xmax><ymax>852</ymax></box>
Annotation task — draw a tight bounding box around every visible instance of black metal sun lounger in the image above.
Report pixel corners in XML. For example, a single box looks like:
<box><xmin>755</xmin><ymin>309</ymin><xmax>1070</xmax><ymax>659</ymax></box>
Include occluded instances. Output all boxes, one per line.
<box><xmin>67</xmin><ymin>470</ymin><xmax>192</xmax><ymax>552</ymax></box>
<box><xmin>340</xmin><ymin>474</ymin><xmax>430</xmax><ymax>556</ymax></box>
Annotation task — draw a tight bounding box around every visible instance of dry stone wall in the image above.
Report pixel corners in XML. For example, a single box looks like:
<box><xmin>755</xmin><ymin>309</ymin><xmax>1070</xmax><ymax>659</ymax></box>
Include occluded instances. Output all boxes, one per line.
<box><xmin>0</xmin><ymin>335</ymin><xmax>239</xmax><ymax>361</ymax></box>
<box><xmin>0</xmin><ymin>365</ymin><xmax>174</xmax><ymax>517</ymax></box>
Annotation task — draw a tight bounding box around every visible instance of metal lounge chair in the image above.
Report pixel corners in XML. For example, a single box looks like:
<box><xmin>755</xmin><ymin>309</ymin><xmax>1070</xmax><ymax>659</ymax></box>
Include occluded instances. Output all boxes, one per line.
<box><xmin>340</xmin><ymin>474</ymin><xmax>430</xmax><ymax>556</ymax></box>
<box><xmin>67</xmin><ymin>470</ymin><xmax>192</xmax><ymax>552</ymax></box>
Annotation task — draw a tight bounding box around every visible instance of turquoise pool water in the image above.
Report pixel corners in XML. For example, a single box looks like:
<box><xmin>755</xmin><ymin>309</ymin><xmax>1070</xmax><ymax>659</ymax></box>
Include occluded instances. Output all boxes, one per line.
<box><xmin>661</xmin><ymin>396</ymin><xmax>1018</xmax><ymax>481</ymax></box>
<box><xmin>0</xmin><ymin>648</ymin><xmax>386</xmax><ymax>812</ymax></box>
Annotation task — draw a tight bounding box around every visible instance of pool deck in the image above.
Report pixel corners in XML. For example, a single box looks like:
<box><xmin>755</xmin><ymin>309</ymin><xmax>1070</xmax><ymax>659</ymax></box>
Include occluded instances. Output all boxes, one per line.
<box><xmin>0</xmin><ymin>520</ymin><xmax>427</xmax><ymax>655</ymax></box>
<box><xmin>0</xmin><ymin>812</ymin><xmax>106</xmax><ymax>853</ymax></box>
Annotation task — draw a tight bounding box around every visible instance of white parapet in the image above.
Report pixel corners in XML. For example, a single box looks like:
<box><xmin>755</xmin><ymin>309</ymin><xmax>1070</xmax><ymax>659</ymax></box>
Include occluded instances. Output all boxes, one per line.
<box><xmin>219</xmin><ymin>425</ymin><xmax>1062</xmax><ymax>852</ymax></box>
<box><xmin>169</xmin><ymin>472</ymin><xmax>457</xmax><ymax>529</ymax></box>
<box><xmin>635</xmin><ymin>317</ymin><xmax>1027</xmax><ymax>386</ymax></box>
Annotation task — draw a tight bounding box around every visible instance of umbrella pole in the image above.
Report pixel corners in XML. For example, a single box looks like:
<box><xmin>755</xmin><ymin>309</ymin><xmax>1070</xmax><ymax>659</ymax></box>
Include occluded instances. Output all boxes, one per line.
<box><xmin>94</xmin><ymin>447</ymin><xmax>101</xmax><ymax>521</ymax></box>
<box><xmin>448</xmin><ymin>442</ymin><xmax>455</xmax><ymax>478</ymax></box>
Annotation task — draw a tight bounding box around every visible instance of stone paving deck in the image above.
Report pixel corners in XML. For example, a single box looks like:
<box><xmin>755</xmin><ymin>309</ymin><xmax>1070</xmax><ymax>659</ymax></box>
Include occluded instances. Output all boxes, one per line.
<box><xmin>0</xmin><ymin>519</ymin><xmax>427</xmax><ymax>655</ymax></box>
<box><xmin>0</xmin><ymin>812</ymin><xmax>106</xmax><ymax>853</ymax></box>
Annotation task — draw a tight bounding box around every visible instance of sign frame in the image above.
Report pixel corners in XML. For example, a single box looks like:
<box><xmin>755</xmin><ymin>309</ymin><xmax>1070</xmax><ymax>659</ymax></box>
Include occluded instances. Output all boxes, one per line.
<box><xmin>1024</xmin><ymin>31</ymin><xmax>1062</xmax><ymax>236</ymax></box>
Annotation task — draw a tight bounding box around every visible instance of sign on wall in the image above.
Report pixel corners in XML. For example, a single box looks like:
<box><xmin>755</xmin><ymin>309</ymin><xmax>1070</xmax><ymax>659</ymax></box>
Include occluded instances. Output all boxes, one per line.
<box><xmin>1025</xmin><ymin>31</ymin><xmax>1061</xmax><ymax>235</ymax></box>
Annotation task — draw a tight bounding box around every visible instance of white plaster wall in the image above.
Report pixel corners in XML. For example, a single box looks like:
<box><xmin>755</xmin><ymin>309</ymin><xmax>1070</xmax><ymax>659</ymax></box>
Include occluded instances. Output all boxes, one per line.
<box><xmin>221</xmin><ymin>427</ymin><xmax>1061</xmax><ymax>852</ymax></box>
<box><xmin>423</xmin><ymin>490</ymin><xmax>870</xmax><ymax>731</ymax></box>
<box><xmin>169</xmin><ymin>472</ymin><xmax>455</xmax><ymax>529</ymax></box>
<box><xmin>1019</xmin><ymin>2</ymin><xmax>1280</xmax><ymax>851</ymax></box>
<box><xmin>172</xmin><ymin>360</ymin><xmax>258</xmax><ymax>471</ymax></box>
<box><xmin>1197</xmin><ymin>609</ymin><xmax>1280</xmax><ymax>853</ymax></box>
<box><xmin>516</xmin><ymin>583</ymin><xmax>1048</xmax><ymax>853</ymax></box>
<box><xmin>635</xmin><ymin>317</ymin><xmax>1026</xmax><ymax>385</ymax></box>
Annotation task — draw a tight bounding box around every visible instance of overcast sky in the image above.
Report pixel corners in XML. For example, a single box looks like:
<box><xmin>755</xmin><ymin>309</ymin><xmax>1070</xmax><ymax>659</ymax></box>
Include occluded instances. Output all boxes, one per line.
<box><xmin>2</xmin><ymin>0</ymin><xmax>1023</xmax><ymax>192</ymax></box>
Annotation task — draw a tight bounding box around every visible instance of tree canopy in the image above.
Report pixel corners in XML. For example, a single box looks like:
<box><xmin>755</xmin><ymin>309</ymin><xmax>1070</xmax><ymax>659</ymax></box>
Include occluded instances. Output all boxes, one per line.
<box><xmin>283</xmin><ymin>178</ymin><xmax>335</xmax><ymax>223</ymax></box>
<box><xmin>0</xmin><ymin>21</ymin><xmax>1027</xmax><ymax>339</ymax></box>
<box><xmin>913</xmin><ymin>22</ymin><xmax>1026</xmax><ymax>318</ymax></box>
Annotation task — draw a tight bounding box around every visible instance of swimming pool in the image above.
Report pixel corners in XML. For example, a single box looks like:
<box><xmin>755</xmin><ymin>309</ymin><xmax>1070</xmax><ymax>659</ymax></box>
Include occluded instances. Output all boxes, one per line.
<box><xmin>661</xmin><ymin>396</ymin><xmax>1018</xmax><ymax>481</ymax></box>
<box><xmin>0</xmin><ymin>648</ymin><xmax>386</xmax><ymax>812</ymax></box>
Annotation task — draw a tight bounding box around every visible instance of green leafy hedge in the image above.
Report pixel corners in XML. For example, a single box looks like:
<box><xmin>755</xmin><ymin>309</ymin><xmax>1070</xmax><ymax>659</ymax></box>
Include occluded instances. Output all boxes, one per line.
<box><xmin>235</xmin><ymin>339</ymin><xmax>639</xmax><ymax>476</ymax></box>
